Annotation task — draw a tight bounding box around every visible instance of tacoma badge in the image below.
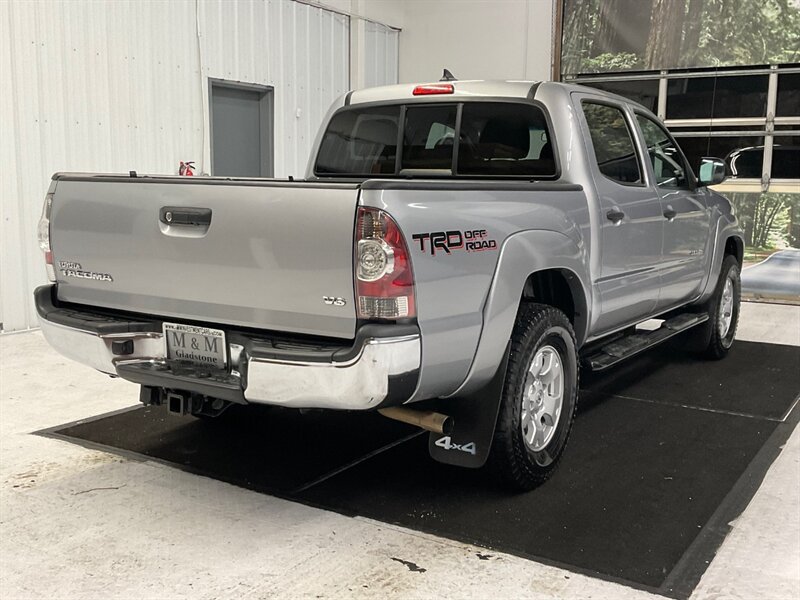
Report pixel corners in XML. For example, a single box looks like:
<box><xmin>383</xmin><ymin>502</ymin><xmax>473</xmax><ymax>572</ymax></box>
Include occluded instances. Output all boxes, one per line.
<box><xmin>59</xmin><ymin>260</ymin><xmax>114</xmax><ymax>282</ymax></box>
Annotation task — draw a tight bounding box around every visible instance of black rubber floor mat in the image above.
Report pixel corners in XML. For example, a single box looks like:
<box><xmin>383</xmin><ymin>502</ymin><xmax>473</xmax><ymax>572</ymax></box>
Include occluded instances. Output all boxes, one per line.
<box><xmin>582</xmin><ymin>340</ymin><xmax>800</xmax><ymax>420</ymax></box>
<box><xmin>45</xmin><ymin>340</ymin><xmax>800</xmax><ymax>597</ymax></box>
<box><xmin>51</xmin><ymin>404</ymin><xmax>418</xmax><ymax>493</ymax></box>
<box><xmin>298</xmin><ymin>395</ymin><xmax>778</xmax><ymax>590</ymax></box>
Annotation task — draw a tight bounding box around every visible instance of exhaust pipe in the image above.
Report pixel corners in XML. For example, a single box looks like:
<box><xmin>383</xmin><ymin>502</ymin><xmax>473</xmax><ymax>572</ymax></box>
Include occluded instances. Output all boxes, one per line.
<box><xmin>378</xmin><ymin>407</ymin><xmax>454</xmax><ymax>435</ymax></box>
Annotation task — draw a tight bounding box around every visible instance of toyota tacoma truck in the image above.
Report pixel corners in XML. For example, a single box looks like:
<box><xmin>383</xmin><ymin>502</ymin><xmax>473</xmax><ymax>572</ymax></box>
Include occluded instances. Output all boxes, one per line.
<box><xmin>35</xmin><ymin>79</ymin><xmax>743</xmax><ymax>490</ymax></box>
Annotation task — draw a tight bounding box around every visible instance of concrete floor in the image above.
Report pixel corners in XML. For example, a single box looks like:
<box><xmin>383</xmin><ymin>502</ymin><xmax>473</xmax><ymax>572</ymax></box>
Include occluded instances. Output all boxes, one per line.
<box><xmin>1</xmin><ymin>302</ymin><xmax>798</xmax><ymax>599</ymax></box>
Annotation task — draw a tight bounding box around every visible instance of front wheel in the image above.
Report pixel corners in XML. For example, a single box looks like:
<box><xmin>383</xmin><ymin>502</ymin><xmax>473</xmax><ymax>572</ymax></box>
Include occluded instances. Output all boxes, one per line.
<box><xmin>701</xmin><ymin>255</ymin><xmax>741</xmax><ymax>359</ymax></box>
<box><xmin>488</xmin><ymin>303</ymin><xmax>579</xmax><ymax>491</ymax></box>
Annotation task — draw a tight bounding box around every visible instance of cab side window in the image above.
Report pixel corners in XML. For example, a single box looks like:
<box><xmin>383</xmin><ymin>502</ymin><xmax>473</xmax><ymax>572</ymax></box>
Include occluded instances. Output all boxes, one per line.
<box><xmin>582</xmin><ymin>102</ymin><xmax>642</xmax><ymax>185</ymax></box>
<box><xmin>636</xmin><ymin>114</ymin><xmax>691</xmax><ymax>189</ymax></box>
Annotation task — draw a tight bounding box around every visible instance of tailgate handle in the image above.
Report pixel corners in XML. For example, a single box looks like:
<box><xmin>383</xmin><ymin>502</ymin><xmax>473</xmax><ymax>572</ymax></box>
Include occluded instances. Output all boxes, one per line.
<box><xmin>160</xmin><ymin>207</ymin><xmax>212</xmax><ymax>226</ymax></box>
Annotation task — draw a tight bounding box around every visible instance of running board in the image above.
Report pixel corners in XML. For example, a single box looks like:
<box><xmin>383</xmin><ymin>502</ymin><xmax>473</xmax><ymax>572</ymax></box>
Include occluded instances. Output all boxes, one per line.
<box><xmin>581</xmin><ymin>313</ymin><xmax>709</xmax><ymax>372</ymax></box>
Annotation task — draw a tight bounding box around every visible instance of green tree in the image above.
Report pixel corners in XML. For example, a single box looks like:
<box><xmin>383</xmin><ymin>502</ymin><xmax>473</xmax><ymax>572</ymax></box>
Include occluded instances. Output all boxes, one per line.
<box><xmin>591</xmin><ymin>0</ymin><xmax>654</xmax><ymax>57</ymax></box>
<box><xmin>680</xmin><ymin>0</ymin><xmax>706</xmax><ymax>64</ymax></box>
<box><xmin>645</xmin><ymin>0</ymin><xmax>685</xmax><ymax>68</ymax></box>
<box><xmin>561</xmin><ymin>0</ymin><xmax>601</xmax><ymax>75</ymax></box>
<box><xmin>692</xmin><ymin>0</ymin><xmax>800</xmax><ymax>67</ymax></box>
<box><xmin>730</xmin><ymin>192</ymin><xmax>799</xmax><ymax>249</ymax></box>
<box><xmin>560</xmin><ymin>0</ymin><xmax>800</xmax><ymax>75</ymax></box>
<box><xmin>789</xmin><ymin>201</ymin><xmax>800</xmax><ymax>248</ymax></box>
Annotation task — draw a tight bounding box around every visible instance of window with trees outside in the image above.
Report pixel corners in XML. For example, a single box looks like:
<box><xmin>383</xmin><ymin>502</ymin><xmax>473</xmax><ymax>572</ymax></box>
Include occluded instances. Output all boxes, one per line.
<box><xmin>559</xmin><ymin>0</ymin><xmax>799</xmax><ymax>301</ymax></box>
<box><xmin>582</xmin><ymin>102</ymin><xmax>642</xmax><ymax>184</ymax></box>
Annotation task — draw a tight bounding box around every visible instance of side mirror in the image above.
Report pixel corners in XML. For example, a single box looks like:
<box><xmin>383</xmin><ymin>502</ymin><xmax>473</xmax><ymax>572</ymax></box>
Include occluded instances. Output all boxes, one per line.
<box><xmin>698</xmin><ymin>157</ymin><xmax>727</xmax><ymax>186</ymax></box>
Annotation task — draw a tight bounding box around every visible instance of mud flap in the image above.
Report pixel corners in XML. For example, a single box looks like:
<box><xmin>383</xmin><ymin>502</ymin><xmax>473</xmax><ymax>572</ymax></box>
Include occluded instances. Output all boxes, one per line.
<box><xmin>428</xmin><ymin>343</ymin><xmax>510</xmax><ymax>468</ymax></box>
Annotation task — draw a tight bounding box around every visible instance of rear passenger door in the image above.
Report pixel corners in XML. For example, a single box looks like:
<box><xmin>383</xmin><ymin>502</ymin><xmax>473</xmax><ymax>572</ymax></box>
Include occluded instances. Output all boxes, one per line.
<box><xmin>633</xmin><ymin>112</ymin><xmax>711</xmax><ymax>310</ymax></box>
<box><xmin>577</xmin><ymin>96</ymin><xmax>664</xmax><ymax>335</ymax></box>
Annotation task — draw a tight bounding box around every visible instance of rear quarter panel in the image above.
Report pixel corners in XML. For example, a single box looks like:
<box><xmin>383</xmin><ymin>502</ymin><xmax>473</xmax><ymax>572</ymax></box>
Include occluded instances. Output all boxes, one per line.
<box><xmin>360</xmin><ymin>182</ymin><xmax>591</xmax><ymax>401</ymax></box>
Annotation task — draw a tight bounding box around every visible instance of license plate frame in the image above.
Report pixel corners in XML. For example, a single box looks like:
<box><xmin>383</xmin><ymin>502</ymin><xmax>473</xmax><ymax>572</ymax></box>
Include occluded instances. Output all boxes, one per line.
<box><xmin>163</xmin><ymin>322</ymin><xmax>228</xmax><ymax>370</ymax></box>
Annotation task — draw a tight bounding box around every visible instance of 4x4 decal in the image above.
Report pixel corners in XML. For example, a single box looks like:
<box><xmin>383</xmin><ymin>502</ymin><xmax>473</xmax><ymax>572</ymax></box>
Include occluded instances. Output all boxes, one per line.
<box><xmin>434</xmin><ymin>435</ymin><xmax>477</xmax><ymax>455</ymax></box>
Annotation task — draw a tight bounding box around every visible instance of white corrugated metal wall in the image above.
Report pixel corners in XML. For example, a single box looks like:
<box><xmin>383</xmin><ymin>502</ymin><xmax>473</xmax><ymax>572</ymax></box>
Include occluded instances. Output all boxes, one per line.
<box><xmin>196</xmin><ymin>0</ymin><xmax>350</xmax><ymax>178</ymax></box>
<box><xmin>363</xmin><ymin>20</ymin><xmax>398</xmax><ymax>87</ymax></box>
<box><xmin>0</xmin><ymin>0</ymin><xmax>399</xmax><ymax>333</ymax></box>
<box><xmin>1</xmin><ymin>1</ymin><xmax>212</xmax><ymax>334</ymax></box>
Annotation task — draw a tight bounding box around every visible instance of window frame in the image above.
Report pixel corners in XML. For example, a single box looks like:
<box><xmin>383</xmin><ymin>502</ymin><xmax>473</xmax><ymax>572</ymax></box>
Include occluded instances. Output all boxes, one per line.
<box><xmin>633</xmin><ymin>110</ymin><xmax>697</xmax><ymax>191</ymax></box>
<box><xmin>313</xmin><ymin>97</ymin><xmax>562</xmax><ymax>181</ymax></box>
<box><xmin>568</xmin><ymin>64</ymin><xmax>800</xmax><ymax>192</ymax></box>
<box><xmin>579</xmin><ymin>98</ymin><xmax>648</xmax><ymax>188</ymax></box>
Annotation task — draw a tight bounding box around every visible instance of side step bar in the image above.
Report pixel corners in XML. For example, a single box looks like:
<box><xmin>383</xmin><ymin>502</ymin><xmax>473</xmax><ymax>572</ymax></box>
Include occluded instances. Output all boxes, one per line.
<box><xmin>581</xmin><ymin>312</ymin><xmax>709</xmax><ymax>371</ymax></box>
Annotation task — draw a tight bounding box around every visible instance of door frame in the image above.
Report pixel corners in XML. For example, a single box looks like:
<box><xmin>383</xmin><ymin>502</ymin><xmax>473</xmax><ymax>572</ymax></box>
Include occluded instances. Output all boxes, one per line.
<box><xmin>573</xmin><ymin>91</ymin><xmax>666</xmax><ymax>336</ymax></box>
<box><xmin>208</xmin><ymin>78</ymin><xmax>275</xmax><ymax>177</ymax></box>
<box><xmin>629</xmin><ymin>108</ymin><xmax>712</xmax><ymax>310</ymax></box>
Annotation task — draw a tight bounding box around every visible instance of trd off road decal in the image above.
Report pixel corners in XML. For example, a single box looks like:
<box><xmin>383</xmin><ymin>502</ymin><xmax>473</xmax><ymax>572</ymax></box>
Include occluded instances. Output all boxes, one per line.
<box><xmin>411</xmin><ymin>229</ymin><xmax>497</xmax><ymax>256</ymax></box>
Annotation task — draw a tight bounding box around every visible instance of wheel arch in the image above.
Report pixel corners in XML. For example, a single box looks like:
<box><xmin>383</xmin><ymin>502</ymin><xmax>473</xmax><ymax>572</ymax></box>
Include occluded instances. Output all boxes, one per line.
<box><xmin>521</xmin><ymin>268</ymin><xmax>588</xmax><ymax>348</ymax></box>
<box><xmin>446</xmin><ymin>229</ymin><xmax>591</xmax><ymax>398</ymax></box>
<box><xmin>695</xmin><ymin>215</ymin><xmax>745</xmax><ymax>305</ymax></box>
<box><xmin>724</xmin><ymin>234</ymin><xmax>744</xmax><ymax>265</ymax></box>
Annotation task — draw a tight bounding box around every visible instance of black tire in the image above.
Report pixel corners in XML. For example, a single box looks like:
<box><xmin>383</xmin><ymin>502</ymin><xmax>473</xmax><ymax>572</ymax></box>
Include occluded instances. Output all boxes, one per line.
<box><xmin>684</xmin><ymin>255</ymin><xmax>741</xmax><ymax>359</ymax></box>
<box><xmin>488</xmin><ymin>303</ymin><xmax>579</xmax><ymax>491</ymax></box>
<box><xmin>702</xmin><ymin>255</ymin><xmax>741</xmax><ymax>359</ymax></box>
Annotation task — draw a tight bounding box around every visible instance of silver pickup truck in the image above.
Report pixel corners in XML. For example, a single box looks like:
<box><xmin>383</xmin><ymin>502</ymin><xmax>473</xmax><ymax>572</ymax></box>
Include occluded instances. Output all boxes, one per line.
<box><xmin>35</xmin><ymin>79</ymin><xmax>743</xmax><ymax>489</ymax></box>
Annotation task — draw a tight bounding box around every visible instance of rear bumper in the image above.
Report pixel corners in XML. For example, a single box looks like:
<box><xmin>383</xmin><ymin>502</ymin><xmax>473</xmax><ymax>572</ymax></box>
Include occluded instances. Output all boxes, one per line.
<box><xmin>35</xmin><ymin>285</ymin><xmax>420</xmax><ymax>410</ymax></box>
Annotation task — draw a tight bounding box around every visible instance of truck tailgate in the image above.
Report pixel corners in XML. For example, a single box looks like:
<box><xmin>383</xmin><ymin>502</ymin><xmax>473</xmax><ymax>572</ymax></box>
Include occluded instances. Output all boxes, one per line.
<box><xmin>50</xmin><ymin>177</ymin><xmax>360</xmax><ymax>339</ymax></box>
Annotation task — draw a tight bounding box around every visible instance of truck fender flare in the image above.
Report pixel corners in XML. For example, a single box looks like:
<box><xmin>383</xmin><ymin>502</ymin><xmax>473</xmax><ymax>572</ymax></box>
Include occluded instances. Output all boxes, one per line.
<box><xmin>446</xmin><ymin>229</ymin><xmax>590</xmax><ymax>398</ymax></box>
<box><xmin>694</xmin><ymin>215</ymin><xmax>744</xmax><ymax>305</ymax></box>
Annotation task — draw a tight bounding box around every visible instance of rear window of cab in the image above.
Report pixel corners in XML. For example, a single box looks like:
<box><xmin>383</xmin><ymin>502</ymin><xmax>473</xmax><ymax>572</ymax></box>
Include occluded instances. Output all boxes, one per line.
<box><xmin>314</xmin><ymin>101</ymin><xmax>557</xmax><ymax>179</ymax></box>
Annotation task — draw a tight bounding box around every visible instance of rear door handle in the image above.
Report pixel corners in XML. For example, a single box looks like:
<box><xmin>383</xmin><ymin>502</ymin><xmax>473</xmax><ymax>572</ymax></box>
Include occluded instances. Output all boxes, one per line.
<box><xmin>606</xmin><ymin>208</ymin><xmax>625</xmax><ymax>223</ymax></box>
<box><xmin>663</xmin><ymin>205</ymin><xmax>676</xmax><ymax>220</ymax></box>
<box><xmin>160</xmin><ymin>207</ymin><xmax>212</xmax><ymax>226</ymax></box>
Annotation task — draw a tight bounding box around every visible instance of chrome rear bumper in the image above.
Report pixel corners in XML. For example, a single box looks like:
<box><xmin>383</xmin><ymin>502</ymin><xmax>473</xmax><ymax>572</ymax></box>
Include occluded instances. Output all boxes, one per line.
<box><xmin>36</xmin><ymin>286</ymin><xmax>420</xmax><ymax>410</ymax></box>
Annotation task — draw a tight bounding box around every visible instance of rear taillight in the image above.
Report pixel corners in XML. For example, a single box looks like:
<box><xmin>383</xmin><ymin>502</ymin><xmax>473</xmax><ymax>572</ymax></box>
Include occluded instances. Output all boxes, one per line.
<box><xmin>37</xmin><ymin>193</ymin><xmax>56</xmax><ymax>282</ymax></box>
<box><xmin>355</xmin><ymin>207</ymin><xmax>415</xmax><ymax>319</ymax></box>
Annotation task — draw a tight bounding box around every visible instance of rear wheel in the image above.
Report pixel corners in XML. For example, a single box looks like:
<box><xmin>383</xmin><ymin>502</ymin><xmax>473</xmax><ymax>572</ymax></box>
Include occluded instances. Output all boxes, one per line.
<box><xmin>488</xmin><ymin>303</ymin><xmax>579</xmax><ymax>491</ymax></box>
